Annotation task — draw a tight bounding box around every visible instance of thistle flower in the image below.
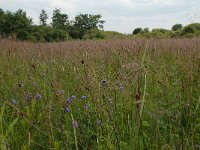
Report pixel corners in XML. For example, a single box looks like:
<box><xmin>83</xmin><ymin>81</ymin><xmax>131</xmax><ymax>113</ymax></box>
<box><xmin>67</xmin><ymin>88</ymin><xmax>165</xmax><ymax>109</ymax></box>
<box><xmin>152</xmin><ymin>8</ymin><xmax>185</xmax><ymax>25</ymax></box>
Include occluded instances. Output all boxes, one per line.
<box><xmin>11</xmin><ymin>99</ymin><xmax>17</xmax><ymax>105</ymax></box>
<box><xmin>72</xmin><ymin>120</ymin><xmax>79</xmax><ymax>128</ymax></box>
<box><xmin>102</xmin><ymin>80</ymin><xmax>106</xmax><ymax>87</ymax></box>
<box><xmin>65</xmin><ymin>107</ymin><xmax>70</xmax><ymax>113</ymax></box>
<box><xmin>26</xmin><ymin>94</ymin><xmax>32</xmax><ymax>101</ymax></box>
<box><xmin>81</xmin><ymin>95</ymin><xmax>86</xmax><ymax>100</ymax></box>
<box><xmin>97</xmin><ymin>120</ymin><xmax>102</xmax><ymax>126</ymax></box>
<box><xmin>35</xmin><ymin>93</ymin><xmax>42</xmax><ymax>100</ymax></box>
<box><xmin>84</xmin><ymin>104</ymin><xmax>89</xmax><ymax>110</ymax></box>
<box><xmin>66</xmin><ymin>97</ymin><xmax>72</xmax><ymax>104</ymax></box>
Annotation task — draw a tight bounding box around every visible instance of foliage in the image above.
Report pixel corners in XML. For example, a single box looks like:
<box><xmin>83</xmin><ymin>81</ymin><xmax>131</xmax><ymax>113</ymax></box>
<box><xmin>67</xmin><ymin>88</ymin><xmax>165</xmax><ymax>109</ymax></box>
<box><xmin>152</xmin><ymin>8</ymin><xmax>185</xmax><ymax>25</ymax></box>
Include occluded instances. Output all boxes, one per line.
<box><xmin>0</xmin><ymin>9</ymin><xmax>32</xmax><ymax>40</ymax></box>
<box><xmin>0</xmin><ymin>7</ymin><xmax>200</xmax><ymax>42</ymax></box>
<box><xmin>132</xmin><ymin>27</ymin><xmax>143</xmax><ymax>35</ymax></box>
<box><xmin>52</xmin><ymin>8</ymin><xmax>69</xmax><ymax>30</ymax></box>
<box><xmin>39</xmin><ymin>9</ymin><xmax>48</xmax><ymax>26</ymax></box>
<box><xmin>82</xmin><ymin>29</ymin><xmax>104</xmax><ymax>40</ymax></box>
<box><xmin>73</xmin><ymin>14</ymin><xmax>105</xmax><ymax>39</ymax></box>
<box><xmin>172</xmin><ymin>24</ymin><xmax>183</xmax><ymax>31</ymax></box>
<box><xmin>30</xmin><ymin>25</ymin><xmax>71</xmax><ymax>42</ymax></box>
<box><xmin>181</xmin><ymin>23</ymin><xmax>200</xmax><ymax>37</ymax></box>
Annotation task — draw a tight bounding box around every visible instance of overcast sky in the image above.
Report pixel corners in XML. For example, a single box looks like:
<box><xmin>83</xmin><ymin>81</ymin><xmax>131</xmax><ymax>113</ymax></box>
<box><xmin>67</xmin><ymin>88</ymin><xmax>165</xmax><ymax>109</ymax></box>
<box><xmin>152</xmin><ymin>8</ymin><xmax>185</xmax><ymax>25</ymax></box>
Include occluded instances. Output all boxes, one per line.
<box><xmin>0</xmin><ymin>0</ymin><xmax>200</xmax><ymax>33</ymax></box>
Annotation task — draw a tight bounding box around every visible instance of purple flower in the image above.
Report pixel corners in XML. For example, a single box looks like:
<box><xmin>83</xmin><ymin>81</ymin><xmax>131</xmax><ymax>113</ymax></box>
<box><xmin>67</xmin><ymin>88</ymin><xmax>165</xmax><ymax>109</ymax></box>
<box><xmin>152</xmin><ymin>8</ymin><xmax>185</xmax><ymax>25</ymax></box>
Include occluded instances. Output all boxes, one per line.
<box><xmin>84</xmin><ymin>104</ymin><xmax>89</xmax><ymax>110</ymax></box>
<box><xmin>97</xmin><ymin>120</ymin><xmax>102</xmax><ymax>126</ymax></box>
<box><xmin>11</xmin><ymin>99</ymin><xmax>17</xmax><ymax>105</ymax></box>
<box><xmin>102</xmin><ymin>80</ymin><xmax>106</xmax><ymax>87</ymax></box>
<box><xmin>35</xmin><ymin>93</ymin><xmax>42</xmax><ymax>100</ymax></box>
<box><xmin>72</xmin><ymin>120</ymin><xmax>79</xmax><ymax>128</ymax></box>
<box><xmin>66</xmin><ymin>97</ymin><xmax>72</xmax><ymax>104</ymax></box>
<box><xmin>81</xmin><ymin>95</ymin><xmax>86</xmax><ymax>100</ymax></box>
<box><xmin>65</xmin><ymin>107</ymin><xmax>70</xmax><ymax>113</ymax></box>
<box><xmin>71</xmin><ymin>95</ymin><xmax>76</xmax><ymax>100</ymax></box>
<box><xmin>26</xmin><ymin>94</ymin><xmax>32</xmax><ymax>101</ymax></box>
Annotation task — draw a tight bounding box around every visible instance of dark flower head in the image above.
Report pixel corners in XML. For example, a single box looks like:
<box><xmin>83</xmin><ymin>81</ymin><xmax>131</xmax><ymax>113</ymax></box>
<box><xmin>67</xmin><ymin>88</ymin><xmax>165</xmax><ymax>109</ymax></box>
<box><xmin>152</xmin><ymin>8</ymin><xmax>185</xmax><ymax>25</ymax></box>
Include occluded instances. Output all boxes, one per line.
<box><xmin>81</xmin><ymin>95</ymin><xmax>86</xmax><ymax>100</ymax></box>
<box><xmin>102</xmin><ymin>80</ymin><xmax>106</xmax><ymax>87</ymax></box>
<box><xmin>66</xmin><ymin>97</ymin><xmax>72</xmax><ymax>104</ymax></box>
<box><xmin>26</xmin><ymin>94</ymin><xmax>32</xmax><ymax>101</ymax></box>
<box><xmin>84</xmin><ymin>104</ymin><xmax>89</xmax><ymax>110</ymax></box>
<box><xmin>11</xmin><ymin>99</ymin><xmax>17</xmax><ymax>105</ymax></box>
<box><xmin>97</xmin><ymin>120</ymin><xmax>102</xmax><ymax>126</ymax></box>
<box><xmin>72</xmin><ymin>120</ymin><xmax>79</xmax><ymax>128</ymax></box>
<box><xmin>35</xmin><ymin>93</ymin><xmax>42</xmax><ymax>100</ymax></box>
<box><xmin>65</xmin><ymin>107</ymin><xmax>70</xmax><ymax>113</ymax></box>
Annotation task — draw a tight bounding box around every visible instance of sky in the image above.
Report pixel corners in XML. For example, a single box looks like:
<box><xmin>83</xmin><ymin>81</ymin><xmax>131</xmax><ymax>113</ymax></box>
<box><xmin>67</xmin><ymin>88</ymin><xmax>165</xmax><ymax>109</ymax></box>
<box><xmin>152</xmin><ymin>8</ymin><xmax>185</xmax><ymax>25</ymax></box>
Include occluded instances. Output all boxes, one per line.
<box><xmin>0</xmin><ymin>0</ymin><xmax>200</xmax><ymax>33</ymax></box>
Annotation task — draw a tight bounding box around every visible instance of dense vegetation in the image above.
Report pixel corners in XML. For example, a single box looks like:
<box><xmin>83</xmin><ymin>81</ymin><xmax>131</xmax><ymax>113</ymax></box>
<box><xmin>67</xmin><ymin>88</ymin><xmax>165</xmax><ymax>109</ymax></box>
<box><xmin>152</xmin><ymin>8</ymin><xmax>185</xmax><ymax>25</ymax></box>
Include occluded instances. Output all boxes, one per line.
<box><xmin>0</xmin><ymin>38</ymin><xmax>200</xmax><ymax>149</ymax></box>
<box><xmin>0</xmin><ymin>8</ymin><xmax>200</xmax><ymax>42</ymax></box>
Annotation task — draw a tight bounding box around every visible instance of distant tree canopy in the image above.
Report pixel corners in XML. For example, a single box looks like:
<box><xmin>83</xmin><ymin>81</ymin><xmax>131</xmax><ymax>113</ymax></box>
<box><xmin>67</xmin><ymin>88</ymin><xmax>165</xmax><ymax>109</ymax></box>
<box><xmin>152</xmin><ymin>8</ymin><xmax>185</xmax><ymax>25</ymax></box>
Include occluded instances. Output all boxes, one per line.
<box><xmin>0</xmin><ymin>9</ymin><xmax>32</xmax><ymax>40</ymax></box>
<box><xmin>39</xmin><ymin>9</ymin><xmax>48</xmax><ymax>26</ymax></box>
<box><xmin>131</xmin><ymin>23</ymin><xmax>200</xmax><ymax>38</ymax></box>
<box><xmin>52</xmin><ymin>8</ymin><xmax>69</xmax><ymax>30</ymax></box>
<box><xmin>0</xmin><ymin>8</ymin><xmax>106</xmax><ymax>42</ymax></box>
<box><xmin>172</xmin><ymin>24</ymin><xmax>183</xmax><ymax>31</ymax></box>
<box><xmin>132</xmin><ymin>28</ymin><xmax>143</xmax><ymax>35</ymax></box>
<box><xmin>73</xmin><ymin>14</ymin><xmax>105</xmax><ymax>39</ymax></box>
<box><xmin>0</xmin><ymin>7</ymin><xmax>200</xmax><ymax>42</ymax></box>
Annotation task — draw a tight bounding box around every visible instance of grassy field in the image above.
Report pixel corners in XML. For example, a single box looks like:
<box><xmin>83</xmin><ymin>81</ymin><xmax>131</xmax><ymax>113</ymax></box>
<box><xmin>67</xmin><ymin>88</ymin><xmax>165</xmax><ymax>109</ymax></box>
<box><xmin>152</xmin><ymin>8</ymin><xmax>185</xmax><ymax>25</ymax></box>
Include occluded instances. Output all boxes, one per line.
<box><xmin>0</xmin><ymin>38</ymin><xmax>200</xmax><ymax>149</ymax></box>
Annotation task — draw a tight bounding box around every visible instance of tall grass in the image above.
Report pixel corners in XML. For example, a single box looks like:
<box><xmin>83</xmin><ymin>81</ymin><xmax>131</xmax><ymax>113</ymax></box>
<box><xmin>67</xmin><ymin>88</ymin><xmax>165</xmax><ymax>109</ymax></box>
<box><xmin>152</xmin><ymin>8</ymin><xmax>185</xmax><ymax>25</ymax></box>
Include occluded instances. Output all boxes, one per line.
<box><xmin>0</xmin><ymin>38</ymin><xmax>200</xmax><ymax>149</ymax></box>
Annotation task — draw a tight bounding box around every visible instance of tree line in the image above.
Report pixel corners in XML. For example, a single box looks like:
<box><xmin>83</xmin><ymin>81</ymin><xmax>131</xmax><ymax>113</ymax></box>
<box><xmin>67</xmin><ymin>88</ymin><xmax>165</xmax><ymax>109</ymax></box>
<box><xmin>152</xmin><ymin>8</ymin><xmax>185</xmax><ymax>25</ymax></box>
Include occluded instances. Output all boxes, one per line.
<box><xmin>0</xmin><ymin>8</ymin><xmax>105</xmax><ymax>42</ymax></box>
<box><xmin>0</xmin><ymin>8</ymin><xmax>200</xmax><ymax>42</ymax></box>
<box><xmin>132</xmin><ymin>23</ymin><xmax>200</xmax><ymax>38</ymax></box>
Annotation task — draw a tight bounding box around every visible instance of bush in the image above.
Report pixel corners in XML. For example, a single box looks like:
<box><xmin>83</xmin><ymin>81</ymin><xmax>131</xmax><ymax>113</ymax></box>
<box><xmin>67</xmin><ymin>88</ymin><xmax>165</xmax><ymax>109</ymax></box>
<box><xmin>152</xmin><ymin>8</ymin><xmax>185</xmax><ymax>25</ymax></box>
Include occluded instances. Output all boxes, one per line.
<box><xmin>82</xmin><ymin>29</ymin><xmax>104</xmax><ymax>40</ymax></box>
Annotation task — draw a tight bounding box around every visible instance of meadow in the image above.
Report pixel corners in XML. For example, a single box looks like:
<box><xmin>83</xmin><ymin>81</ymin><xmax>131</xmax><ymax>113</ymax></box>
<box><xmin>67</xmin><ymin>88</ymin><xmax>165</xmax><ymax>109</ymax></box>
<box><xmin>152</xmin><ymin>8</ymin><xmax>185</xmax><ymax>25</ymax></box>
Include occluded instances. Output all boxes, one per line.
<box><xmin>0</xmin><ymin>38</ymin><xmax>200</xmax><ymax>149</ymax></box>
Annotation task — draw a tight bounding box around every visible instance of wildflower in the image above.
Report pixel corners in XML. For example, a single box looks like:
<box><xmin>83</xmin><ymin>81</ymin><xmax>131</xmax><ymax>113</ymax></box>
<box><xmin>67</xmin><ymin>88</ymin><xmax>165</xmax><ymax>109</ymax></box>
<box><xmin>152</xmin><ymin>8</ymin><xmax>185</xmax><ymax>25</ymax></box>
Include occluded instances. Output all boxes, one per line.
<box><xmin>11</xmin><ymin>99</ymin><xmax>17</xmax><ymax>105</ymax></box>
<box><xmin>66</xmin><ymin>97</ymin><xmax>72</xmax><ymax>104</ymax></box>
<box><xmin>26</xmin><ymin>94</ymin><xmax>32</xmax><ymax>101</ymax></box>
<box><xmin>71</xmin><ymin>95</ymin><xmax>76</xmax><ymax>100</ymax></box>
<box><xmin>81</xmin><ymin>95</ymin><xmax>86</xmax><ymax>100</ymax></box>
<box><xmin>108</xmin><ymin>99</ymin><xmax>112</xmax><ymax>104</ymax></box>
<box><xmin>102</xmin><ymin>80</ymin><xmax>106</xmax><ymax>87</ymax></box>
<box><xmin>97</xmin><ymin>120</ymin><xmax>102</xmax><ymax>126</ymax></box>
<box><xmin>35</xmin><ymin>93</ymin><xmax>42</xmax><ymax>100</ymax></box>
<box><xmin>84</xmin><ymin>104</ymin><xmax>89</xmax><ymax>110</ymax></box>
<box><xmin>65</xmin><ymin>107</ymin><xmax>70</xmax><ymax>113</ymax></box>
<box><xmin>72</xmin><ymin>120</ymin><xmax>79</xmax><ymax>128</ymax></box>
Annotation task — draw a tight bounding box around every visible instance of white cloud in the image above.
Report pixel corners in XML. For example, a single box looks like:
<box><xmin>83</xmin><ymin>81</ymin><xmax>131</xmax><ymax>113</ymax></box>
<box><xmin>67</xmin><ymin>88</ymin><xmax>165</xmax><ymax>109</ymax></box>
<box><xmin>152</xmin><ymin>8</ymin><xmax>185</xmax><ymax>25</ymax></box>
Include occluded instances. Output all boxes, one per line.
<box><xmin>0</xmin><ymin>0</ymin><xmax>199</xmax><ymax>33</ymax></box>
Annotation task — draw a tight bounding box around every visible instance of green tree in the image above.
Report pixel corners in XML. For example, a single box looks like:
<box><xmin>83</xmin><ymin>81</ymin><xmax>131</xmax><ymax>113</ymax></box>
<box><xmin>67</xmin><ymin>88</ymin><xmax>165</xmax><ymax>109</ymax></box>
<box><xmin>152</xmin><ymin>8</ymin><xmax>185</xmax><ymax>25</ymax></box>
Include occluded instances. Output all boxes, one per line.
<box><xmin>181</xmin><ymin>23</ymin><xmax>200</xmax><ymax>37</ymax></box>
<box><xmin>132</xmin><ymin>28</ymin><xmax>143</xmax><ymax>35</ymax></box>
<box><xmin>52</xmin><ymin>8</ymin><xmax>69</xmax><ymax>30</ymax></box>
<box><xmin>39</xmin><ymin>9</ymin><xmax>48</xmax><ymax>26</ymax></box>
<box><xmin>0</xmin><ymin>9</ymin><xmax>32</xmax><ymax>40</ymax></box>
<box><xmin>73</xmin><ymin>14</ymin><xmax>105</xmax><ymax>39</ymax></box>
<box><xmin>172</xmin><ymin>24</ymin><xmax>183</xmax><ymax>31</ymax></box>
<box><xmin>0</xmin><ymin>9</ymin><xmax>5</xmax><ymax>35</ymax></box>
